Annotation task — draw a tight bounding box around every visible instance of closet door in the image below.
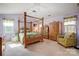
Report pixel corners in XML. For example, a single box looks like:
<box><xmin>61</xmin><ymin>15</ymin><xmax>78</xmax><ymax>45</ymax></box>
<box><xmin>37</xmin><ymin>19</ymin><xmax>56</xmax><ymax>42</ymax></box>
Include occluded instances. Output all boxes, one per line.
<box><xmin>49</xmin><ymin>23</ymin><xmax>53</xmax><ymax>40</ymax></box>
<box><xmin>55</xmin><ymin>22</ymin><xmax>59</xmax><ymax>40</ymax></box>
<box><xmin>49</xmin><ymin>21</ymin><xmax>60</xmax><ymax>41</ymax></box>
<box><xmin>45</xmin><ymin>26</ymin><xmax>49</xmax><ymax>39</ymax></box>
<box><xmin>52</xmin><ymin>22</ymin><xmax>56</xmax><ymax>40</ymax></box>
<box><xmin>52</xmin><ymin>22</ymin><xmax>59</xmax><ymax>41</ymax></box>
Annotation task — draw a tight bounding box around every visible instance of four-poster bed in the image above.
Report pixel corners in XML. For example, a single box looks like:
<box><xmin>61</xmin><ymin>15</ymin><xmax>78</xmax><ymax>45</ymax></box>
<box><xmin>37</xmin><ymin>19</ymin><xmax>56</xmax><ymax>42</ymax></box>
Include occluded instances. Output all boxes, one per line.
<box><xmin>18</xmin><ymin>12</ymin><xmax>44</xmax><ymax>48</ymax></box>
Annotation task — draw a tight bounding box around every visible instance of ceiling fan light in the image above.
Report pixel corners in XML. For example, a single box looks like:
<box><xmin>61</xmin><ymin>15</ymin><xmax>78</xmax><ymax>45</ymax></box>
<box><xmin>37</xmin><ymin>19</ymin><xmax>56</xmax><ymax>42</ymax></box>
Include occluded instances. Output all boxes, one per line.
<box><xmin>48</xmin><ymin>15</ymin><xmax>51</xmax><ymax>16</ymax></box>
<box><xmin>32</xmin><ymin>10</ymin><xmax>36</xmax><ymax>12</ymax></box>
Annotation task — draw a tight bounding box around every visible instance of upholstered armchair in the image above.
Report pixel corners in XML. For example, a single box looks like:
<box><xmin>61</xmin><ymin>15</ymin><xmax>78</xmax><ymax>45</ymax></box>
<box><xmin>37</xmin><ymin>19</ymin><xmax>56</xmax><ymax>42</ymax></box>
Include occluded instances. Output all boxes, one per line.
<box><xmin>57</xmin><ymin>33</ymin><xmax>76</xmax><ymax>47</ymax></box>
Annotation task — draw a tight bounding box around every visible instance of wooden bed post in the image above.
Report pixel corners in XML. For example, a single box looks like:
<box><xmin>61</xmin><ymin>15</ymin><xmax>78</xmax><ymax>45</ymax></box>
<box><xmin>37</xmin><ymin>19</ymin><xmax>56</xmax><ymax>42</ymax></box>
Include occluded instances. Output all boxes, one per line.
<box><xmin>24</xmin><ymin>12</ymin><xmax>27</xmax><ymax>48</ymax></box>
<box><xmin>18</xmin><ymin>19</ymin><xmax>20</xmax><ymax>42</ymax></box>
<box><xmin>41</xmin><ymin>17</ymin><xmax>44</xmax><ymax>41</ymax></box>
<box><xmin>30</xmin><ymin>22</ymin><xmax>32</xmax><ymax>32</ymax></box>
<box><xmin>0</xmin><ymin>37</ymin><xmax>2</xmax><ymax>56</ymax></box>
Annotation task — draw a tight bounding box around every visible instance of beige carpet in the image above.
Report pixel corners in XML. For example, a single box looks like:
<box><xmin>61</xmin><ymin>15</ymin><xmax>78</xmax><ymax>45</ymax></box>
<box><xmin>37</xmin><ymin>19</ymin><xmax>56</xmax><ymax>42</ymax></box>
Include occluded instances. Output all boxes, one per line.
<box><xmin>3</xmin><ymin>39</ymin><xmax>79</xmax><ymax>56</ymax></box>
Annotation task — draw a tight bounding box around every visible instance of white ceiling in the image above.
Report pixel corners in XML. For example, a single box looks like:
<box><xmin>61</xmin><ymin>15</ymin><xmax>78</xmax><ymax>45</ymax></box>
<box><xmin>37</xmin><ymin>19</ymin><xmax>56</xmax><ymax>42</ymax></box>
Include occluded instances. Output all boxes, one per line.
<box><xmin>0</xmin><ymin>3</ymin><xmax>79</xmax><ymax>19</ymax></box>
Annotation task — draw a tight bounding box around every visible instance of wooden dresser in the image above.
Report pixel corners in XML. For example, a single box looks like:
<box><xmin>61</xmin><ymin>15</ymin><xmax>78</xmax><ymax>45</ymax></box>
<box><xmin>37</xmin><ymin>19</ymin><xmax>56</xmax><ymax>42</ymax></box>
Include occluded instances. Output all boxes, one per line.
<box><xmin>0</xmin><ymin>37</ymin><xmax>2</xmax><ymax>56</ymax></box>
<box><xmin>49</xmin><ymin>21</ymin><xmax>62</xmax><ymax>41</ymax></box>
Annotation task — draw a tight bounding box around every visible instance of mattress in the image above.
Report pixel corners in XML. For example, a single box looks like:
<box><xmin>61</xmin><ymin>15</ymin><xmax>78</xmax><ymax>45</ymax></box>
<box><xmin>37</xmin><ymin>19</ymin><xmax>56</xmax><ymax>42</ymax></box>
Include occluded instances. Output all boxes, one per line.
<box><xmin>19</xmin><ymin>32</ymin><xmax>40</xmax><ymax>43</ymax></box>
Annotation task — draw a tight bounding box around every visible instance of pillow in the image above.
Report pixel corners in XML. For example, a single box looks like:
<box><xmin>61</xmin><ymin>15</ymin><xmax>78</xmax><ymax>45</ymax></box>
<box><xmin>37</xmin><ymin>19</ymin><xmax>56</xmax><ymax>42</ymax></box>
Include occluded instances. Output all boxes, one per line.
<box><xmin>64</xmin><ymin>33</ymin><xmax>71</xmax><ymax>38</ymax></box>
<box><xmin>69</xmin><ymin>33</ymin><xmax>76</xmax><ymax>38</ymax></box>
<box><xmin>64</xmin><ymin>32</ymin><xmax>76</xmax><ymax>39</ymax></box>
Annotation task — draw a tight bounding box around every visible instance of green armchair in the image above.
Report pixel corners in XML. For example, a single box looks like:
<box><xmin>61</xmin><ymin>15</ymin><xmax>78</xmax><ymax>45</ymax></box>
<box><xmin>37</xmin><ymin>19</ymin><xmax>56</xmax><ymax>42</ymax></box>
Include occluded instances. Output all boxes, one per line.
<box><xmin>57</xmin><ymin>33</ymin><xmax>76</xmax><ymax>47</ymax></box>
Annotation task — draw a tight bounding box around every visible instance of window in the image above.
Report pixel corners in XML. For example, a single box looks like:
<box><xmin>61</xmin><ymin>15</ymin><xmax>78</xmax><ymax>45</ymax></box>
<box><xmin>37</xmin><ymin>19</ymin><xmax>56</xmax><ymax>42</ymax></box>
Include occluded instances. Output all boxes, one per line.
<box><xmin>3</xmin><ymin>19</ymin><xmax>14</xmax><ymax>34</ymax></box>
<box><xmin>64</xmin><ymin>16</ymin><xmax>77</xmax><ymax>33</ymax></box>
